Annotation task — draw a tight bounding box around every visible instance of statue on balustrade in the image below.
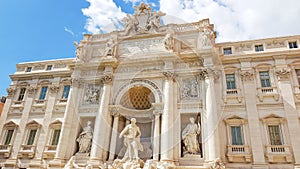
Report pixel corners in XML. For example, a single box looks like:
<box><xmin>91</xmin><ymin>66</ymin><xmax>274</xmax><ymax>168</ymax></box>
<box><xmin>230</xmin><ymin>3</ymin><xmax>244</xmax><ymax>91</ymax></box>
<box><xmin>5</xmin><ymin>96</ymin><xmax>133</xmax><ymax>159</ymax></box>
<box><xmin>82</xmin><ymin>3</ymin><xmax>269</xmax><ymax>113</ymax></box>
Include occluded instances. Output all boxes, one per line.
<box><xmin>76</xmin><ymin>121</ymin><xmax>93</xmax><ymax>153</ymax></box>
<box><xmin>182</xmin><ymin>117</ymin><xmax>201</xmax><ymax>156</ymax></box>
<box><xmin>119</xmin><ymin>118</ymin><xmax>143</xmax><ymax>161</ymax></box>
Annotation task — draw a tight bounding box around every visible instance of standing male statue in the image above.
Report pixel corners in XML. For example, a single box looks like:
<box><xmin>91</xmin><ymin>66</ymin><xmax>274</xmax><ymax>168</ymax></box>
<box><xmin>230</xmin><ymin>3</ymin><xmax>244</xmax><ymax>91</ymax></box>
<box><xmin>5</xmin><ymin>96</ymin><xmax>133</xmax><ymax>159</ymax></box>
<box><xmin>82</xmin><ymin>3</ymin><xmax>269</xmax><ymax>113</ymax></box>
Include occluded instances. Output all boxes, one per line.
<box><xmin>119</xmin><ymin>118</ymin><xmax>143</xmax><ymax>161</ymax></box>
<box><xmin>76</xmin><ymin>121</ymin><xmax>93</xmax><ymax>153</ymax></box>
<box><xmin>182</xmin><ymin>117</ymin><xmax>201</xmax><ymax>155</ymax></box>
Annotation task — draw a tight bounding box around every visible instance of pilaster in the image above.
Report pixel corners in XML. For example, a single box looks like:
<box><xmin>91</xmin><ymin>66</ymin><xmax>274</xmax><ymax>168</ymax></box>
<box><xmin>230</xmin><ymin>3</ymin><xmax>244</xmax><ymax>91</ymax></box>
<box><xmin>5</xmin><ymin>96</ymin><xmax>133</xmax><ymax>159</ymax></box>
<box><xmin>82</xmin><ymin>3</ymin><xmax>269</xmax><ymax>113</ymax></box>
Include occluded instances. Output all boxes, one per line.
<box><xmin>275</xmin><ymin>67</ymin><xmax>300</xmax><ymax>164</ymax></box>
<box><xmin>90</xmin><ymin>74</ymin><xmax>113</xmax><ymax>165</ymax></box>
<box><xmin>239</xmin><ymin>68</ymin><xmax>266</xmax><ymax>165</ymax></box>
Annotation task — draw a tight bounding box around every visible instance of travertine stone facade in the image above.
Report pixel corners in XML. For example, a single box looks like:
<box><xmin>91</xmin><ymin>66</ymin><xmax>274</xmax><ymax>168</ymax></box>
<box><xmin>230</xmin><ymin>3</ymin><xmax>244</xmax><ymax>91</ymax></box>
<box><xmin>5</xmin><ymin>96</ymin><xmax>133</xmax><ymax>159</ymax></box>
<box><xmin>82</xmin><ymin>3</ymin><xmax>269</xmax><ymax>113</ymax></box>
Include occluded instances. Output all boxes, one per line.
<box><xmin>1</xmin><ymin>4</ymin><xmax>300</xmax><ymax>169</ymax></box>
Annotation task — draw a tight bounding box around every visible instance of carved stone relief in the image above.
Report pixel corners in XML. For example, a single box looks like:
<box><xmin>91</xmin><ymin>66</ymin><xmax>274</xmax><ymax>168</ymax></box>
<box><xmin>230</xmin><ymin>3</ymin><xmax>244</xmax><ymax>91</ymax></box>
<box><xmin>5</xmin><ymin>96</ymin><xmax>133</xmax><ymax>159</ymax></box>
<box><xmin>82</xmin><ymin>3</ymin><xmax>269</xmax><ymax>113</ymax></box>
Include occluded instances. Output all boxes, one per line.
<box><xmin>83</xmin><ymin>84</ymin><xmax>101</xmax><ymax>104</ymax></box>
<box><xmin>181</xmin><ymin>77</ymin><xmax>199</xmax><ymax>99</ymax></box>
<box><xmin>275</xmin><ymin>67</ymin><xmax>291</xmax><ymax>81</ymax></box>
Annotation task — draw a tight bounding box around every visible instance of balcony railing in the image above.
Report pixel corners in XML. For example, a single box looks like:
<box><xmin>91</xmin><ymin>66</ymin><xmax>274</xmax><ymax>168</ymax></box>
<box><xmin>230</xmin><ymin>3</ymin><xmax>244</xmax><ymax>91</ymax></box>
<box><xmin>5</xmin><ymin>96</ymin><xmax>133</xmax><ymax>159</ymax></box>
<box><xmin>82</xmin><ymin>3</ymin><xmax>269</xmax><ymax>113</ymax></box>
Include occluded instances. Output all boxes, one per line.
<box><xmin>265</xmin><ymin>145</ymin><xmax>292</xmax><ymax>163</ymax></box>
<box><xmin>18</xmin><ymin>144</ymin><xmax>36</xmax><ymax>158</ymax></box>
<box><xmin>226</xmin><ymin>89</ymin><xmax>238</xmax><ymax>95</ymax></box>
<box><xmin>0</xmin><ymin>144</ymin><xmax>12</xmax><ymax>158</ymax></box>
<box><xmin>266</xmin><ymin>145</ymin><xmax>291</xmax><ymax>154</ymax></box>
<box><xmin>257</xmin><ymin>87</ymin><xmax>279</xmax><ymax>101</ymax></box>
<box><xmin>227</xmin><ymin>145</ymin><xmax>250</xmax><ymax>154</ymax></box>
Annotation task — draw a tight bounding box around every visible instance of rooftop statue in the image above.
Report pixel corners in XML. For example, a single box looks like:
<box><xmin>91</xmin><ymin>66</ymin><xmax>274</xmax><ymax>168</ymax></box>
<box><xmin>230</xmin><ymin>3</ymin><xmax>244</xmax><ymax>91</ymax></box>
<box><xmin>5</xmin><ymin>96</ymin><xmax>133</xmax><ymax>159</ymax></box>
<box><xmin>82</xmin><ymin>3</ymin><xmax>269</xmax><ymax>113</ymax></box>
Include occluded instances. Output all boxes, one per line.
<box><xmin>121</xmin><ymin>3</ymin><xmax>165</xmax><ymax>35</ymax></box>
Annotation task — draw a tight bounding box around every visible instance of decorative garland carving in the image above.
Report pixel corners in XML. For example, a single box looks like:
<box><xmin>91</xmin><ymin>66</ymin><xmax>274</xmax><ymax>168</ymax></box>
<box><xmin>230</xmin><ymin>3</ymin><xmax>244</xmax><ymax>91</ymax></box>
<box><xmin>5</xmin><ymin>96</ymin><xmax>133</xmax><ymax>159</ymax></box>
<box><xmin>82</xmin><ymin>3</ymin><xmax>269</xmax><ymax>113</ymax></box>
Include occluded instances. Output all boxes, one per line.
<box><xmin>275</xmin><ymin>67</ymin><xmax>291</xmax><ymax>81</ymax></box>
<box><xmin>240</xmin><ymin>71</ymin><xmax>254</xmax><ymax>81</ymax></box>
<box><xmin>101</xmin><ymin>74</ymin><xmax>113</xmax><ymax>84</ymax></box>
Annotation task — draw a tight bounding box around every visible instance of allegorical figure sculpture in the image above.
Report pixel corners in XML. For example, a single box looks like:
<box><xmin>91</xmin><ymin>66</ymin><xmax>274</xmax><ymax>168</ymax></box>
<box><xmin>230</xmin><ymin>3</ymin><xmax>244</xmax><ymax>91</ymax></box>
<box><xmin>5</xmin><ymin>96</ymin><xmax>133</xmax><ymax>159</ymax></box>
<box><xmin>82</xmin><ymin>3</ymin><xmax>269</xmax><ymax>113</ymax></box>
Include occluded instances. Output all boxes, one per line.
<box><xmin>103</xmin><ymin>38</ymin><xmax>116</xmax><ymax>57</ymax></box>
<box><xmin>76</xmin><ymin>121</ymin><xmax>93</xmax><ymax>153</ymax></box>
<box><xmin>182</xmin><ymin>117</ymin><xmax>201</xmax><ymax>155</ymax></box>
<box><xmin>119</xmin><ymin>118</ymin><xmax>143</xmax><ymax>161</ymax></box>
<box><xmin>198</xmin><ymin>27</ymin><xmax>214</xmax><ymax>48</ymax></box>
<box><xmin>163</xmin><ymin>33</ymin><xmax>173</xmax><ymax>51</ymax></box>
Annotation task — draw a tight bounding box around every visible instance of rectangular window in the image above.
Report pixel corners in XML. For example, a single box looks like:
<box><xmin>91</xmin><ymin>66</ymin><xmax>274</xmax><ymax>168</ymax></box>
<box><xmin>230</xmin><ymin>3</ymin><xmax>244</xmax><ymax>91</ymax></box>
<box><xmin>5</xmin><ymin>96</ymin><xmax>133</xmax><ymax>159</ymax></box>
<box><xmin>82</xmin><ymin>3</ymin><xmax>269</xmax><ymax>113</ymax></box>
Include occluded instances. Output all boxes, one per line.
<box><xmin>27</xmin><ymin>129</ymin><xmax>37</xmax><ymax>145</ymax></box>
<box><xmin>61</xmin><ymin>85</ymin><xmax>70</xmax><ymax>99</ymax></box>
<box><xmin>39</xmin><ymin>86</ymin><xmax>48</xmax><ymax>100</ymax></box>
<box><xmin>26</xmin><ymin>67</ymin><xmax>32</xmax><ymax>72</ymax></box>
<box><xmin>268</xmin><ymin>125</ymin><xmax>283</xmax><ymax>145</ymax></box>
<box><xmin>289</xmin><ymin>41</ymin><xmax>298</xmax><ymax>49</ymax></box>
<box><xmin>259</xmin><ymin>71</ymin><xmax>271</xmax><ymax>87</ymax></box>
<box><xmin>46</xmin><ymin>65</ymin><xmax>53</xmax><ymax>70</ymax></box>
<box><xmin>225</xmin><ymin>74</ymin><xmax>236</xmax><ymax>89</ymax></box>
<box><xmin>51</xmin><ymin>129</ymin><xmax>61</xmax><ymax>145</ymax></box>
<box><xmin>296</xmin><ymin>69</ymin><xmax>300</xmax><ymax>85</ymax></box>
<box><xmin>17</xmin><ymin>88</ymin><xmax>26</xmax><ymax>101</ymax></box>
<box><xmin>255</xmin><ymin>45</ymin><xmax>264</xmax><ymax>52</ymax></box>
<box><xmin>223</xmin><ymin>47</ymin><xmax>232</xmax><ymax>55</ymax></box>
<box><xmin>4</xmin><ymin>129</ymin><xmax>14</xmax><ymax>145</ymax></box>
<box><xmin>231</xmin><ymin>126</ymin><xmax>243</xmax><ymax>145</ymax></box>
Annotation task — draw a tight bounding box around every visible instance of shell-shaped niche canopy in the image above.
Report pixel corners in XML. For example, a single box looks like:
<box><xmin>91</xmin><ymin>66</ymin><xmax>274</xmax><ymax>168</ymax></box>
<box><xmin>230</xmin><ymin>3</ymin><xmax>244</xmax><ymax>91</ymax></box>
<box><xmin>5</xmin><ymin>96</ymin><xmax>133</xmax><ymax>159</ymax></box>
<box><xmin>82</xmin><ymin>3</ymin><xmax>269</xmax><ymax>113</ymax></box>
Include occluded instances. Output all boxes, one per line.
<box><xmin>120</xmin><ymin>85</ymin><xmax>155</xmax><ymax>110</ymax></box>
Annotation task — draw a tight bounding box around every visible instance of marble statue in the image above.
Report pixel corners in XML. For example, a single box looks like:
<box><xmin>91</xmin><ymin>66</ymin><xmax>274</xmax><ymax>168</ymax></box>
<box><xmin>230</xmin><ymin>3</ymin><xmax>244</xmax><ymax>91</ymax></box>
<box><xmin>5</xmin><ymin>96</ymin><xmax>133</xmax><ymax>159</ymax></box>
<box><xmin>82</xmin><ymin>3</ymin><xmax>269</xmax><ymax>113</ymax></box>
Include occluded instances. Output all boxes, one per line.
<box><xmin>76</xmin><ymin>121</ymin><xmax>93</xmax><ymax>153</ymax></box>
<box><xmin>119</xmin><ymin>118</ymin><xmax>143</xmax><ymax>161</ymax></box>
<box><xmin>104</xmin><ymin>38</ymin><xmax>116</xmax><ymax>57</ymax></box>
<box><xmin>163</xmin><ymin>33</ymin><xmax>173</xmax><ymax>51</ymax></box>
<box><xmin>84</xmin><ymin>87</ymin><xmax>100</xmax><ymax>104</ymax></box>
<box><xmin>198</xmin><ymin>27</ymin><xmax>214</xmax><ymax>48</ymax></box>
<box><xmin>211</xmin><ymin>158</ymin><xmax>226</xmax><ymax>169</ymax></box>
<box><xmin>122</xmin><ymin>14</ymin><xmax>137</xmax><ymax>36</ymax></box>
<box><xmin>182</xmin><ymin>117</ymin><xmax>201</xmax><ymax>155</ymax></box>
<box><xmin>74</xmin><ymin>41</ymin><xmax>82</xmax><ymax>60</ymax></box>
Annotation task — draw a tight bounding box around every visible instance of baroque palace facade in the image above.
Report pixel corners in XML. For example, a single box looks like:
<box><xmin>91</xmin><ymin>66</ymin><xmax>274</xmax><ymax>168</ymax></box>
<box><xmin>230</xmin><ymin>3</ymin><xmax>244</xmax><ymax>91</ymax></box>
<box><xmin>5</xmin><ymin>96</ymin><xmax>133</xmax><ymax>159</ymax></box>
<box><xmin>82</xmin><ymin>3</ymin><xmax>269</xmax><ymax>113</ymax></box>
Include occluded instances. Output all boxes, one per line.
<box><xmin>1</xmin><ymin>4</ymin><xmax>300</xmax><ymax>169</ymax></box>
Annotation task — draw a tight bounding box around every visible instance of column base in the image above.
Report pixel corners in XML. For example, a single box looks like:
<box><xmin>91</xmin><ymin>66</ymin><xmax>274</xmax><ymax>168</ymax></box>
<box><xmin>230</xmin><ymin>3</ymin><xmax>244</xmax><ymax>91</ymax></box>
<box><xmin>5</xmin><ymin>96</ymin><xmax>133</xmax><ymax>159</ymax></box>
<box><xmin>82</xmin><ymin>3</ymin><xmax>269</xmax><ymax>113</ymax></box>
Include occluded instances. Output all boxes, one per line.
<box><xmin>48</xmin><ymin>158</ymin><xmax>67</xmax><ymax>168</ymax></box>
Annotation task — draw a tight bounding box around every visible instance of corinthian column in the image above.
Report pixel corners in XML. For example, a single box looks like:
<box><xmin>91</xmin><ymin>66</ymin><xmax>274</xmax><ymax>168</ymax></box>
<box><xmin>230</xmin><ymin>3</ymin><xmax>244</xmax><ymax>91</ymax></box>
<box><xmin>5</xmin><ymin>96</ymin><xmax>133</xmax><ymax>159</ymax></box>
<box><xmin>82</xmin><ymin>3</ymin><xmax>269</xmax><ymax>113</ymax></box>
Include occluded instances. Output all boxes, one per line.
<box><xmin>108</xmin><ymin>109</ymin><xmax>120</xmax><ymax>162</ymax></box>
<box><xmin>152</xmin><ymin>103</ymin><xmax>162</xmax><ymax>161</ymax></box>
<box><xmin>201</xmin><ymin>67</ymin><xmax>220</xmax><ymax>161</ymax></box>
<box><xmin>90</xmin><ymin>74</ymin><xmax>113</xmax><ymax>164</ymax></box>
<box><xmin>160</xmin><ymin>71</ymin><xmax>175</xmax><ymax>162</ymax></box>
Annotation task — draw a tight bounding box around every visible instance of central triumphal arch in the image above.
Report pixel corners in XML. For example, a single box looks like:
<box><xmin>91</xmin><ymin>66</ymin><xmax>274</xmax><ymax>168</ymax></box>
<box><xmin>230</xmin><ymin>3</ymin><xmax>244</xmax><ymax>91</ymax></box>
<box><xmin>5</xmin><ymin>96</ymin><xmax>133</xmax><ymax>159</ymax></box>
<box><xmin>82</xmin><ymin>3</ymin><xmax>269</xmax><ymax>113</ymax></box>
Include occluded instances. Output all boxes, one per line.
<box><xmin>58</xmin><ymin>3</ymin><xmax>223</xmax><ymax>169</ymax></box>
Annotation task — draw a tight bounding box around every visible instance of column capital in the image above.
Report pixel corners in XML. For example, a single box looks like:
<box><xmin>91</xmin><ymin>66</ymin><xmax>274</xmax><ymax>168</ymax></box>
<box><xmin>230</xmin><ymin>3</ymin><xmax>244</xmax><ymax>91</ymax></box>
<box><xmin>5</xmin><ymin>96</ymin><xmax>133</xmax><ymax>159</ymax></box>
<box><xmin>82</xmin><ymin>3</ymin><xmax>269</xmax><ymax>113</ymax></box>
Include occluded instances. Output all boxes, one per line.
<box><xmin>72</xmin><ymin>78</ymin><xmax>83</xmax><ymax>87</ymax></box>
<box><xmin>162</xmin><ymin>71</ymin><xmax>176</xmax><ymax>81</ymax></box>
<box><xmin>27</xmin><ymin>86</ymin><xmax>38</xmax><ymax>96</ymax></box>
<box><xmin>101</xmin><ymin>74</ymin><xmax>113</xmax><ymax>84</ymax></box>
<box><xmin>275</xmin><ymin>67</ymin><xmax>291</xmax><ymax>81</ymax></box>
<box><xmin>6</xmin><ymin>87</ymin><xmax>16</xmax><ymax>97</ymax></box>
<box><xmin>240</xmin><ymin>70</ymin><xmax>254</xmax><ymax>81</ymax></box>
<box><xmin>49</xmin><ymin>84</ymin><xmax>60</xmax><ymax>93</ymax></box>
<box><xmin>199</xmin><ymin>67</ymin><xmax>219</xmax><ymax>81</ymax></box>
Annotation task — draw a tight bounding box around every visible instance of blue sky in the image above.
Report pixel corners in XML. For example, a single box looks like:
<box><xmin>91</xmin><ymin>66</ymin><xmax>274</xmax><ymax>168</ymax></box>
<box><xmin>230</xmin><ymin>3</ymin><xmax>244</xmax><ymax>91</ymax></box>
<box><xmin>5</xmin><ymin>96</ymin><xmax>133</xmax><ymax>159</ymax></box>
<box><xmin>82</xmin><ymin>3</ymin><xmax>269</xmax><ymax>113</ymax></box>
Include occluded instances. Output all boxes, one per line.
<box><xmin>1</xmin><ymin>0</ymin><xmax>300</xmax><ymax>96</ymax></box>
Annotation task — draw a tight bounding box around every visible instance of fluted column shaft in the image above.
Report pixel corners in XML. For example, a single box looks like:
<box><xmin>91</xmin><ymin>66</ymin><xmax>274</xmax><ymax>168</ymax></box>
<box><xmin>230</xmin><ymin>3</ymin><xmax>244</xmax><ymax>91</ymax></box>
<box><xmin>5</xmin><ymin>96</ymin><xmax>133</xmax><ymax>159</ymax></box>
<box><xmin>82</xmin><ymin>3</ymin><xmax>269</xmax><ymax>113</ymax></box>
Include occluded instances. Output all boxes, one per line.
<box><xmin>161</xmin><ymin>71</ymin><xmax>175</xmax><ymax>162</ymax></box>
<box><xmin>90</xmin><ymin>74</ymin><xmax>113</xmax><ymax>162</ymax></box>
<box><xmin>108</xmin><ymin>112</ymin><xmax>120</xmax><ymax>162</ymax></box>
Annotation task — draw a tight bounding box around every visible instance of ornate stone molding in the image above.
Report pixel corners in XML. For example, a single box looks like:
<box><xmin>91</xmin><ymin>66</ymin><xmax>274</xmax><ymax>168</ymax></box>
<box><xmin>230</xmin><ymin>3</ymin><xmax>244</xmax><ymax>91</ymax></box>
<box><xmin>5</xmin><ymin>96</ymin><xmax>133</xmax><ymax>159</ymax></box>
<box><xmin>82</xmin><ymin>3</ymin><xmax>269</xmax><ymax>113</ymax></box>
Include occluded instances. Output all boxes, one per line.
<box><xmin>275</xmin><ymin>67</ymin><xmax>291</xmax><ymax>81</ymax></box>
<box><xmin>27</xmin><ymin>86</ymin><xmax>38</xmax><ymax>95</ymax></box>
<box><xmin>101</xmin><ymin>74</ymin><xmax>113</xmax><ymax>84</ymax></box>
<box><xmin>162</xmin><ymin>71</ymin><xmax>176</xmax><ymax>81</ymax></box>
<box><xmin>6</xmin><ymin>87</ymin><xmax>16</xmax><ymax>97</ymax></box>
<box><xmin>240</xmin><ymin>70</ymin><xmax>254</xmax><ymax>81</ymax></box>
<box><xmin>198</xmin><ymin>68</ymin><xmax>208</xmax><ymax>80</ymax></box>
<box><xmin>72</xmin><ymin>78</ymin><xmax>83</xmax><ymax>88</ymax></box>
<box><xmin>49</xmin><ymin>85</ymin><xmax>60</xmax><ymax>93</ymax></box>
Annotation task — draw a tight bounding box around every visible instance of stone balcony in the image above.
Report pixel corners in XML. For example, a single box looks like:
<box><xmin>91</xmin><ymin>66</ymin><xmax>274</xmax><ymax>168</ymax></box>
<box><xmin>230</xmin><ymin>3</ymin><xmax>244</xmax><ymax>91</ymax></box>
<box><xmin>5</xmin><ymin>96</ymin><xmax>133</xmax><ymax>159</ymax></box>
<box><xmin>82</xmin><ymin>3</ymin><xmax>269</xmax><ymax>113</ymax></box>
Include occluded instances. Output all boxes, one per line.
<box><xmin>9</xmin><ymin>100</ymin><xmax>25</xmax><ymax>113</ymax></box>
<box><xmin>0</xmin><ymin>144</ymin><xmax>12</xmax><ymax>158</ymax></box>
<box><xmin>18</xmin><ymin>145</ymin><xmax>36</xmax><ymax>158</ymax></box>
<box><xmin>226</xmin><ymin>145</ymin><xmax>252</xmax><ymax>163</ymax></box>
<box><xmin>265</xmin><ymin>145</ymin><xmax>293</xmax><ymax>163</ymax></box>
<box><xmin>42</xmin><ymin>145</ymin><xmax>57</xmax><ymax>159</ymax></box>
<box><xmin>257</xmin><ymin>87</ymin><xmax>279</xmax><ymax>102</ymax></box>
<box><xmin>224</xmin><ymin>88</ymin><xmax>243</xmax><ymax>104</ymax></box>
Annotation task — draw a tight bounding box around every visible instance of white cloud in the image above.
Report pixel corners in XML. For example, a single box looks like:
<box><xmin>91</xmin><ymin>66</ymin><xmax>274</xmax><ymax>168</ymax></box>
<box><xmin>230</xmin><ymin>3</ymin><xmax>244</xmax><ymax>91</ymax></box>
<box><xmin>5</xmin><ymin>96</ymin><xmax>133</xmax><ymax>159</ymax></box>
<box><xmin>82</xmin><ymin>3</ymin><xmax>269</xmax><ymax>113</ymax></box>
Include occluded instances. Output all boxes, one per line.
<box><xmin>159</xmin><ymin>0</ymin><xmax>300</xmax><ymax>42</ymax></box>
<box><xmin>64</xmin><ymin>27</ymin><xmax>75</xmax><ymax>36</ymax></box>
<box><xmin>82</xmin><ymin>0</ymin><xmax>300</xmax><ymax>42</ymax></box>
<box><xmin>82</xmin><ymin>0</ymin><xmax>126</xmax><ymax>34</ymax></box>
